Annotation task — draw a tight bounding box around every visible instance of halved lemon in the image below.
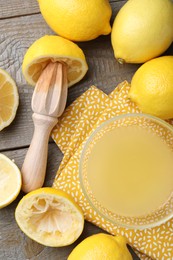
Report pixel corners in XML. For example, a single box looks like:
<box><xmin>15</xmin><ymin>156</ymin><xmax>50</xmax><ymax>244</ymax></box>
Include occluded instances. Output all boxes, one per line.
<box><xmin>0</xmin><ymin>153</ymin><xmax>21</xmax><ymax>209</ymax></box>
<box><xmin>0</xmin><ymin>68</ymin><xmax>19</xmax><ymax>131</ymax></box>
<box><xmin>15</xmin><ymin>188</ymin><xmax>84</xmax><ymax>247</ymax></box>
<box><xmin>22</xmin><ymin>35</ymin><xmax>88</xmax><ymax>87</ymax></box>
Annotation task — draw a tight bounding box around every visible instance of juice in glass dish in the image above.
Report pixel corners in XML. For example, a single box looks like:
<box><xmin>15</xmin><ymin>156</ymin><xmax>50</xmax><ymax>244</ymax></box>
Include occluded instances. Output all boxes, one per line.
<box><xmin>80</xmin><ymin>114</ymin><xmax>173</xmax><ymax>229</ymax></box>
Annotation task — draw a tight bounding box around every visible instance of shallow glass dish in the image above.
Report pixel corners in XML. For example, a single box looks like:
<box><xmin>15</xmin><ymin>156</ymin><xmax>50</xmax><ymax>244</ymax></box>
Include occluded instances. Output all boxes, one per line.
<box><xmin>79</xmin><ymin>114</ymin><xmax>173</xmax><ymax>229</ymax></box>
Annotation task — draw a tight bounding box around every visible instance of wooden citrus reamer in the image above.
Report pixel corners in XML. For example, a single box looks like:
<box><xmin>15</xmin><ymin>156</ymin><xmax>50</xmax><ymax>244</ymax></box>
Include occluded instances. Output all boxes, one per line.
<box><xmin>21</xmin><ymin>62</ymin><xmax>68</xmax><ymax>193</ymax></box>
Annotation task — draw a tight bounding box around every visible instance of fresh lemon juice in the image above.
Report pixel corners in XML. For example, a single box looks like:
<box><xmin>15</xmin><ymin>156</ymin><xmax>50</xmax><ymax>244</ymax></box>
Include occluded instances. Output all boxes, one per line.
<box><xmin>87</xmin><ymin>125</ymin><xmax>173</xmax><ymax>217</ymax></box>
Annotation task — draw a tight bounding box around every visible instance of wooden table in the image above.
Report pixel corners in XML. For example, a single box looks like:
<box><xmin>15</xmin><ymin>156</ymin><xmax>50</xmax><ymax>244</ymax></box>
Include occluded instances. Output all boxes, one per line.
<box><xmin>1</xmin><ymin>1</ymin><xmax>172</xmax><ymax>259</ymax></box>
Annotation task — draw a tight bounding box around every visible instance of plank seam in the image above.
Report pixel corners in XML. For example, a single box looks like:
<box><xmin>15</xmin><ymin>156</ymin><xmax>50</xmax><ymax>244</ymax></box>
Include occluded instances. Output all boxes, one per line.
<box><xmin>0</xmin><ymin>11</ymin><xmax>41</xmax><ymax>21</ymax></box>
<box><xmin>0</xmin><ymin>140</ymin><xmax>54</xmax><ymax>153</ymax></box>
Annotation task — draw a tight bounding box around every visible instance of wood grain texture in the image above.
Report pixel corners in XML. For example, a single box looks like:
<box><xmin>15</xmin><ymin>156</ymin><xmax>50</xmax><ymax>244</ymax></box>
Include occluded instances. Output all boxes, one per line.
<box><xmin>0</xmin><ymin>0</ymin><xmax>141</xmax><ymax>150</ymax></box>
<box><xmin>0</xmin><ymin>0</ymin><xmax>39</xmax><ymax>19</ymax></box>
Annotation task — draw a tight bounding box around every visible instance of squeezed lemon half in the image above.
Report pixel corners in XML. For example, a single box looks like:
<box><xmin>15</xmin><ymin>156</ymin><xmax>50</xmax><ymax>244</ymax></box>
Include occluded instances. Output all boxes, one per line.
<box><xmin>15</xmin><ymin>188</ymin><xmax>84</xmax><ymax>247</ymax></box>
<box><xmin>0</xmin><ymin>68</ymin><xmax>19</xmax><ymax>131</ymax></box>
<box><xmin>22</xmin><ymin>35</ymin><xmax>88</xmax><ymax>87</ymax></box>
<box><xmin>0</xmin><ymin>153</ymin><xmax>21</xmax><ymax>209</ymax></box>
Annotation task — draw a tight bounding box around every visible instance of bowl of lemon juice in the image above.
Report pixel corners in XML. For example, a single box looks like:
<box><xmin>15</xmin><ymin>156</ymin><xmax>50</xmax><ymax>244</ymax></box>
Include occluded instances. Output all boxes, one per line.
<box><xmin>79</xmin><ymin>114</ymin><xmax>173</xmax><ymax>229</ymax></box>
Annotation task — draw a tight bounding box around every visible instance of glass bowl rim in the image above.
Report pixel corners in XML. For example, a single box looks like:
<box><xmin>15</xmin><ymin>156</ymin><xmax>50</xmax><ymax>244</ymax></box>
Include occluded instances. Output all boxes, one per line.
<box><xmin>79</xmin><ymin>113</ymin><xmax>173</xmax><ymax>230</ymax></box>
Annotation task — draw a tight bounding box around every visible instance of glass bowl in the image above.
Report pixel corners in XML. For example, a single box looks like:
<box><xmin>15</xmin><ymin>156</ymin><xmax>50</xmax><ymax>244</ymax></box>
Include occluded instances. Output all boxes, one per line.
<box><xmin>79</xmin><ymin>114</ymin><xmax>173</xmax><ymax>230</ymax></box>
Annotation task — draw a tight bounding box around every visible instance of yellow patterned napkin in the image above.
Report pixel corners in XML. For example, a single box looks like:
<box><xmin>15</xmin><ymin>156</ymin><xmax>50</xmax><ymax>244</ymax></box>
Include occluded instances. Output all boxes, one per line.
<box><xmin>52</xmin><ymin>81</ymin><xmax>173</xmax><ymax>260</ymax></box>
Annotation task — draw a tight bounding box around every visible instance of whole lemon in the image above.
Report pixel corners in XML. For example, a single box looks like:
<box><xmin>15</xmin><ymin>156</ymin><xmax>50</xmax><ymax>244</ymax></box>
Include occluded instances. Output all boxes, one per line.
<box><xmin>111</xmin><ymin>0</ymin><xmax>173</xmax><ymax>64</ymax></box>
<box><xmin>37</xmin><ymin>0</ymin><xmax>112</xmax><ymax>42</ymax></box>
<box><xmin>68</xmin><ymin>233</ymin><xmax>132</xmax><ymax>260</ymax></box>
<box><xmin>129</xmin><ymin>56</ymin><xmax>173</xmax><ymax>119</ymax></box>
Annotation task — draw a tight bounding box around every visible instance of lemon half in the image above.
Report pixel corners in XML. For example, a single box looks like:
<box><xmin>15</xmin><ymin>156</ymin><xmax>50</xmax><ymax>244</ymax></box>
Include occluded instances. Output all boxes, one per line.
<box><xmin>15</xmin><ymin>188</ymin><xmax>84</xmax><ymax>247</ymax></box>
<box><xmin>0</xmin><ymin>68</ymin><xmax>19</xmax><ymax>131</ymax></box>
<box><xmin>22</xmin><ymin>35</ymin><xmax>88</xmax><ymax>87</ymax></box>
<box><xmin>0</xmin><ymin>153</ymin><xmax>21</xmax><ymax>209</ymax></box>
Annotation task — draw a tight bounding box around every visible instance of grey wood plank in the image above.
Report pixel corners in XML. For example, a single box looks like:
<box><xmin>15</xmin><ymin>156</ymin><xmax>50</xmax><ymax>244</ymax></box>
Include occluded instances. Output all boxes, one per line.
<box><xmin>0</xmin><ymin>0</ymin><xmax>39</xmax><ymax>19</ymax></box>
<box><xmin>0</xmin><ymin>0</ymin><xmax>142</xmax><ymax>151</ymax></box>
<box><xmin>0</xmin><ymin>144</ymin><xmax>139</xmax><ymax>260</ymax></box>
<box><xmin>0</xmin><ymin>0</ymin><xmax>125</xmax><ymax>19</ymax></box>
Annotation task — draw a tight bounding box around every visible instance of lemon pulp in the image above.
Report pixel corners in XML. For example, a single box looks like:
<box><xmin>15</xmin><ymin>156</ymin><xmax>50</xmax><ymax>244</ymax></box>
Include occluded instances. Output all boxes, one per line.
<box><xmin>0</xmin><ymin>69</ymin><xmax>19</xmax><ymax>130</ymax></box>
<box><xmin>87</xmin><ymin>125</ymin><xmax>173</xmax><ymax>217</ymax></box>
<box><xmin>0</xmin><ymin>153</ymin><xmax>21</xmax><ymax>208</ymax></box>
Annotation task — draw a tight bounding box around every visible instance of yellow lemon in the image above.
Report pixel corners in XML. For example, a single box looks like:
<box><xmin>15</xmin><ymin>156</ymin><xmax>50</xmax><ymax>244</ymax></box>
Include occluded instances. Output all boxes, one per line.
<box><xmin>37</xmin><ymin>0</ymin><xmax>112</xmax><ymax>42</ymax></box>
<box><xmin>22</xmin><ymin>35</ymin><xmax>88</xmax><ymax>87</ymax></box>
<box><xmin>111</xmin><ymin>0</ymin><xmax>173</xmax><ymax>63</ymax></box>
<box><xmin>129</xmin><ymin>56</ymin><xmax>173</xmax><ymax>119</ymax></box>
<box><xmin>15</xmin><ymin>188</ymin><xmax>84</xmax><ymax>247</ymax></box>
<box><xmin>0</xmin><ymin>68</ymin><xmax>19</xmax><ymax>131</ymax></box>
<box><xmin>68</xmin><ymin>233</ymin><xmax>132</xmax><ymax>260</ymax></box>
<box><xmin>0</xmin><ymin>153</ymin><xmax>21</xmax><ymax>209</ymax></box>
